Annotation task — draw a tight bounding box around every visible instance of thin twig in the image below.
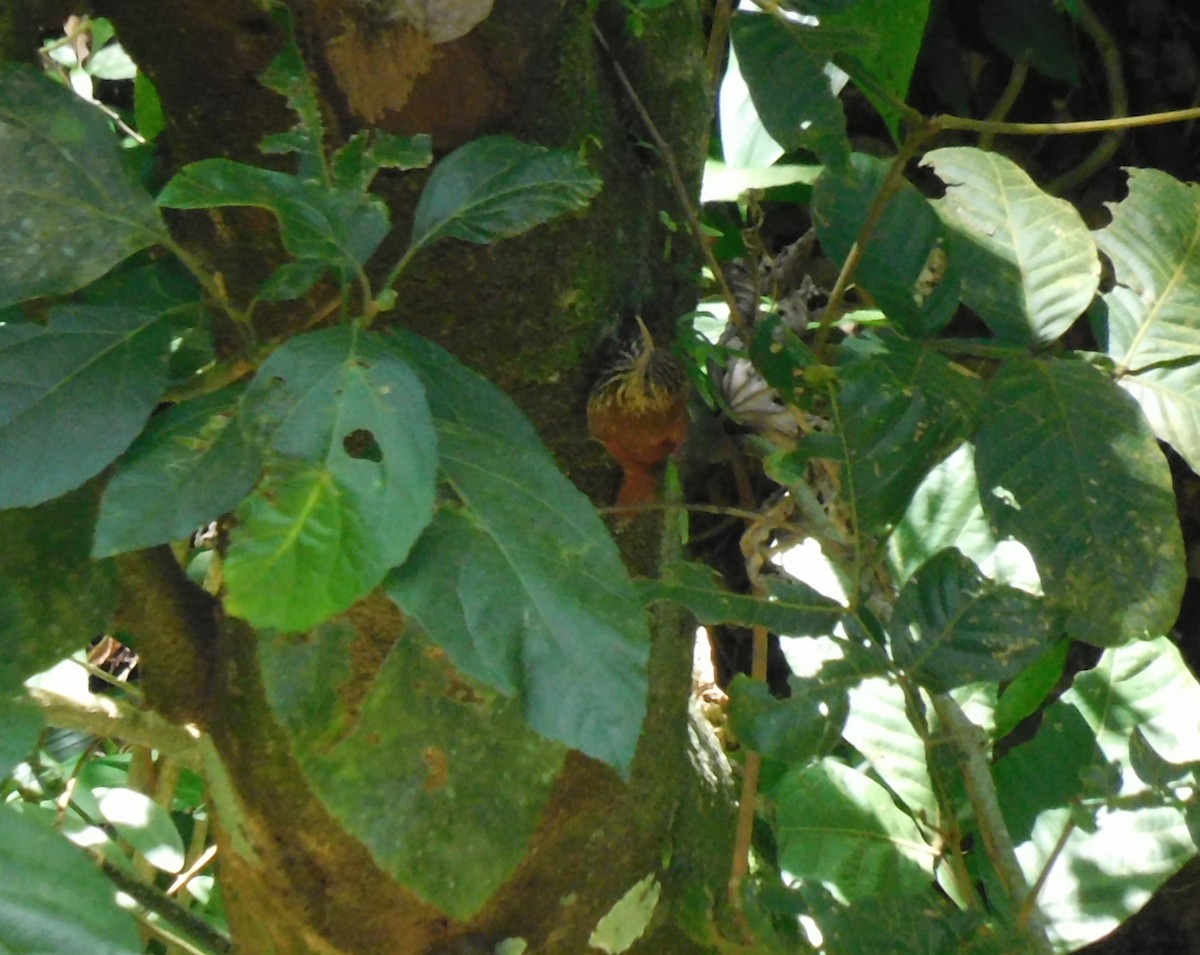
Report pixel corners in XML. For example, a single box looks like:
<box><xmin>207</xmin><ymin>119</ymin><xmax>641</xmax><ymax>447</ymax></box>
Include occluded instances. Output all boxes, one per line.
<box><xmin>980</xmin><ymin>57</ymin><xmax>1030</xmax><ymax>151</ymax></box>
<box><xmin>706</xmin><ymin>0</ymin><xmax>736</xmax><ymax>92</ymax></box>
<box><xmin>592</xmin><ymin>22</ymin><xmax>753</xmax><ymax>344</ymax></box>
<box><xmin>100</xmin><ymin>856</ymin><xmax>232</xmax><ymax>954</ymax></box>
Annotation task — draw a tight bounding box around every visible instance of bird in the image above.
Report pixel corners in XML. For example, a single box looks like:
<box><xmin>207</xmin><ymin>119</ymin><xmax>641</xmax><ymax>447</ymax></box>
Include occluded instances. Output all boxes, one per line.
<box><xmin>587</xmin><ymin>315</ymin><xmax>690</xmax><ymax>510</ymax></box>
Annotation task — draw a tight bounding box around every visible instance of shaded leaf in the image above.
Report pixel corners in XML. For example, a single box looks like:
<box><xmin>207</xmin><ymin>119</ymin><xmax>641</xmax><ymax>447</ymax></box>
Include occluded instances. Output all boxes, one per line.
<box><xmin>728</xmin><ymin>674</ymin><xmax>847</xmax><ymax>765</ymax></box>
<box><xmin>639</xmin><ymin>560</ymin><xmax>843</xmax><ymax>636</ymax></box>
<box><xmin>225</xmin><ymin>327</ymin><xmax>436</xmax><ymax>631</ymax></box>
<box><xmin>0</xmin><ymin>807</ymin><xmax>141</xmax><ymax>955</ymax></box>
<box><xmin>260</xmin><ymin>621</ymin><xmax>563</xmax><ymax>919</ymax></box>
<box><xmin>331</xmin><ymin>130</ymin><xmax>433</xmax><ymax>191</ymax></box>
<box><xmin>730</xmin><ymin>13</ymin><xmax>852</xmax><ymax>170</ymax></box>
<box><xmin>408</xmin><ymin>136</ymin><xmax>601</xmax><ymax>255</ymax></box>
<box><xmin>94</xmin><ymin>384</ymin><xmax>262</xmax><ymax>556</ymax></box>
<box><xmin>816</xmin><ymin>891</ymin><xmax>1016</xmax><ymax>955</ymax></box>
<box><xmin>889</xmin><ymin>550</ymin><xmax>1057</xmax><ymax>693</ymax></box>
<box><xmin>823</xmin><ymin>337</ymin><xmax>981</xmax><ymax>534</ymax></box>
<box><xmin>993</xmin><ymin>639</ymin><xmax>1069</xmax><ymax>740</ymax></box>
<box><xmin>925</xmin><ymin>147</ymin><xmax>1100</xmax><ymax>345</ymax></box>
<box><xmin>814</xmin><ymin>154</ymin><xmax>962</xmax><ymax>335</ymax></box>
<box><xmin>158</xmin><ymin>159</ymin><xmax>389</xmax><ymax>270</ymax></box>
<box><xmin>980</xmin><ymin>0</ymin><xmax>1081</xmax><ymax>84</ymax></box>
<box><xmin>771</xmin><ymin>758</ymin><xmax>935</xmax><ymax>900</ymax></box>
<box><xmin>0</xmin><ymin>63</ymin><xmax>165</xmax><ymax>308</ymax></box>
<box><xmin>257</xmin><ymin>5</ymin><xmax>326</xmax><ymax>182</ymax></box>
<box><xmin>384</xmin><ymin>329</ymin><xmax>648</xmax><ymax>776</ymax></box>
<box><xmin>975</xmin><ymin>360</ymin><xmax>1184</xmax><ymax>646</ymax></box>
<box><xmin>0</xmin><ymin>305</ymin><xmax>172</xmax><ymax>508</ymax></box>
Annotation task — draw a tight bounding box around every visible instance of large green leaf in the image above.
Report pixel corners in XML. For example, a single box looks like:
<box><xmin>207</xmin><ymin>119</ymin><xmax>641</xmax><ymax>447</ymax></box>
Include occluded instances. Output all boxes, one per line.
<box><xmin>813</xmin><ymin>154</ymin><xmax>963</xmax><ymax>335</ymax></box>
<box><xmin>260</xmin><ymin>621</ymin><xmax>563</xmax><ymax>919</ymax></box>
<box><xmin>384</xmin><ymin>330</ymin><xmax>649</xmax><ymax>777</ymax></box>
<box><xmin>1009</xmin><ymin>639</ymin><xmax>1200</xmax><ymax>950</ymax></box>
<box><xmin>820</xmin><ymin>0</ymin><xmax>930</xmax><ymax>140</ymax></box>
<box><xmin>771</xmin><ymin>758</ymin><xmax>935</xmax><ymax>900</ymax></box>
<box><xmin>974</xmin><ymin>360</ymin><xmax>1184</xmax><ymax>646</ymax></box>
<box><xmin>158</xmin><ymin>159</ymin><xmax>389</xmax><ymax>270</ymax></box>
<box><xmin>888</xmin><ymin>550</ymin><xmax>1057</xmax><ymax>693</ymax></box>
<box><xmin>1095</xmin><ymin>168</ymin><xmax>1200</xmax><ymax>373</ymax></box>
<box><xmin>224</xmin><ymin>327</ymin><xmax>436</xmax><ymax>631</ymax></box>
<box><xmin>407</xmin><ymin>136</ymin><xmax>602</xmax><ymax>256</ymax></box>
<box><xmin>815</xmin><ymin>337</ymin><xmax>981</xmax><ymax>534</ymax></box>
<box><xmin>94</xmin><ymin>385</ymin><xmax>262</xmax><ymax>556</ymax></box>
<box><xmin>0</xmin><ymin>305</ymin><xmax>172</xmax><ymax>508</ymax></box>
<box><xmin>925</xmin><ymin>147</ymin><xmax>1100</xmax><ymax>345</ymax></box>
<box><xmin>0</xmin><ymin>63</ymin><xmax>165</xmax><ymax>308</ymax></box>
<box><xmin>730</xmin><ymin>13</ymin><xmax>852</xmax><ymax>171</ymax></box>
<box><xmin>0</xmin><ymin>807</ymin><xmax>141</xmax><ymax>955</ymax></box>
<box><xmin>638</xmin><ymin>560</ymin><xmax>843</xmax><ymax>636</ymax></box>
<box><xmin>1117</xmin><ymin>363</ymin><xmax>1200</xmax><ymax>473</ymax></box>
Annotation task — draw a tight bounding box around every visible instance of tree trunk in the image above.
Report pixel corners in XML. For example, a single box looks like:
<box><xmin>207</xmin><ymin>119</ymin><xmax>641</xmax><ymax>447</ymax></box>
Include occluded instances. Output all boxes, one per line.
<box><xmin>18</xmin><ymin>1</ymin><xmax>734</xmax><ymax>951</ymax></box>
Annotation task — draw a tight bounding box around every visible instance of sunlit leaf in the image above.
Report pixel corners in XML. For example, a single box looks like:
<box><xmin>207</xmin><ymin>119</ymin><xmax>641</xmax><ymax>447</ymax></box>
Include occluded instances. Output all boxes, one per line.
<box><xmin>96</xmin><ymin>788</ymin><xmax>185</xmax><ymax>874</ymax></box>
<box><xmin>225</xmin><ymin>327</ymin><xmax>436</xmax><ymax>631</ymax></box>
<box><xmin>771</xmin><ymin>758</ymin><xmax>935</xmax><ymax>900</ymax></box>
<box><xmin>0</xmin><ymin>63</ymin><xmax>165</xmax><ymax>308</ymax></box>
<box><xmin>925</xmin><ymin>147</ymin><xmax>1100</xmax><ymax>345</ymax></box>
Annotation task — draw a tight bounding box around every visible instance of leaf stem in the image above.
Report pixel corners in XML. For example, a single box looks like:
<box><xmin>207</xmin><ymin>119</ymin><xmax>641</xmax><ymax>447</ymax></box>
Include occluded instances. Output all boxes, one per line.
<box><xmin>933</xmin><ymin>693</ymin><xmax>1055</xmax><ymax>954</ymax></box>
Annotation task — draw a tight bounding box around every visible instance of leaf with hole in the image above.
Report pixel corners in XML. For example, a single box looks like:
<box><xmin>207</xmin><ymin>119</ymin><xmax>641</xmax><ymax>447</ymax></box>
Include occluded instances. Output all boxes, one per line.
<box><xmin>224</xmin><ymin>327</ymin><xmax>436</xmax><ymax>631</ymax></box>
<box><xmin>384</xmin><ymin>329</ymin><xmax>648</xmax><ymax>777</ymax></box>
<box><xmin>0</xmin><ymin>63</ymin><xmax>166</xmax><ymax>308</ymax></box>
<box><xmin>0</xmin><ymin>305</ymin><xmax>173</xmax><ymax>508</ymax></box>
<box><xmin>925</xmin><ymin>147</ymin><xmax>1100</xmax><ymax>345</ymax></box>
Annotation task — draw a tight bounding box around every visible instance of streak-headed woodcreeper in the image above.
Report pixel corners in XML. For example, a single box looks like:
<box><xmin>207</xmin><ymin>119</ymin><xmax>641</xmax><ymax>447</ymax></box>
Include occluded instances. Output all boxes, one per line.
<box><xmin>587</xmin><ymin>315</ymin><xmax>690</xmax><ymax>508</ymax></box>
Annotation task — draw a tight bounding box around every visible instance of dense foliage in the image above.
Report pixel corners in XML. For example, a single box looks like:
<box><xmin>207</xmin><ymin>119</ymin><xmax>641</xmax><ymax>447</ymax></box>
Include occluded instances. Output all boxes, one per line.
<box><xmin>3</xmin><ymin>1</ymin><xmax>1200</xmax><ymax>953</ymax></box>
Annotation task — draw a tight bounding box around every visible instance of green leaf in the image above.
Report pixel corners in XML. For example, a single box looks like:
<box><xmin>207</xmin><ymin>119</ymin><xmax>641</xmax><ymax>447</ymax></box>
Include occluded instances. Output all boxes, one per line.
<box><xmin>993</xmin><ymin>639</ymin><xmax>1069</xmax><ymax>740</ymax></box>
<box><xmin>0</xmin><ymin>487</ymin><xmax>117</xmax><ymax>699</ymax></box>
<box><xmin>1096</xmin><ymin>169</ymin><xmax>1200</xmax><ymax>372</ymax></box>
<box><xmin>717</xmin><ymin>44</ymin><xmax>784</xmax><ymax>169</ymax></box>
<box><xmin>888</xmin><ymin>550</ymin><xmax>1057</xmax><ymax>693</ymax></box>
<box><xmin>821</xmin><ymin>0</ymin><xmax>931</xmax><ymax>140</ymax></box>
<box><xmin>94</xmin><ymin>385</ymin><xmax>262</xmax><ymax>556</ymax></box>
<box><xmin>158</xmin><ymin>159</ymin><xmax>389</xmax><ymax>270</ymax></box>
<box><xmin>384</xmin><ymin>329</ymin><xmax>648</xmax><ymax>776</ymax></box>
<box><xmin>728</xmin><ymin>674</ymin><xmax>847</xmax><ymax>766</ymax></box>
<box><xmin>813</xmin><ymin>154</ymin><xmax>962</xmax><ymax>335</ymax></box>
<box><xmin>825</xmin><ymin>337</ymin><xmax>982</xmax><ymax>534</ymax></box>
<box><xmin>133</xmin><ymin>71</ymin><xmax>165</xmax><ymax>142</ymax></box>
<box><xmin>974</xmin><ymin>360</ymin><xmax>1185</xmax><ymax>646</ymax></box>
<box><xmin>1008</xmin><ymin>639</ymin><xmax>1200</xmax><ymax>949</ymax></box>
<box><xmin>0</xmin><ymin>696</ymin><xmax>43</xmax><ymax>779</ymax></box>
<box><xmin>771</xmin><ymin>758</ymin><xmax>935</xmax><ymax>901</ymax></box>
<box><xmin>331</xmin><ymin>130</ymin><xmax>433</xmax><ymax>191</ymax></box>
<box><xmin>0</xmin><ymin>807</ymin><xmax>141</xmax><ymax>955</ymax></box>
<box><xmin>95</xmin><ymin>788</ymin><xmax>185</xmax><ymax>874</ymax></box>
<box><xmin>0</xmin><ymin>63</ymin><xmax>165</xmax><ymax>308</ymax></box>
<box><xmin>816</xmin><ymin>892</ymin><xmax>1013</xmax><ymax>955</ymax></box>
<box><xmin>925</xmin><ymin>147</ymin><xmax>1100</xmax><ymax>345</ymax></box>
<box><xmin>842</xmin><ymin>677</ymin><xmax>937</xmax><ymax>822</ymax></box>
<box><xmin>225</xmin><ymin>327</ymin><xmax>437</xmax><ymax>631</ymax></box>
<box><xmin>260</xmin><ymin>621</ymin><xmax>563</xmax><ymax>919</ymax></box>
<box><xmin>407</xmin><ymin>136</ymin><xmax>602</xmax><ymax>256</ymax></box>
<box><xmin>980</xmin><ymin>0</ymin><xmax>1081</xmax><ymax>84</ymax></box>
<box><xmin>730</xmin><ymin>13</ymin><xmax>852</xmax><ymax>170</ymax></box>
<box><xmin>639</xmin><ymin>560</ymin><xmax>843</xmax><ymax>636</ymax></box>
<box><xmin>0</xmin><ymin>305</ymin><xmax>172</xmax><ymax>508</ymax></box>
<box><xmin>257</xmin><ymin>4</ymin><xmax>326</xmax><ymax>182</ymax></box>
